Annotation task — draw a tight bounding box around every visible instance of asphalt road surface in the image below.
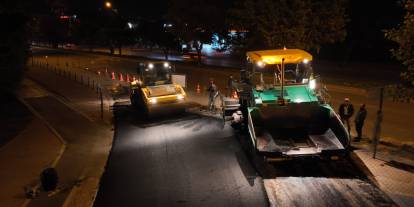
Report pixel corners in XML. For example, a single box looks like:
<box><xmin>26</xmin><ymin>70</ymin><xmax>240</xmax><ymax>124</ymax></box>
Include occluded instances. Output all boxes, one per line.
<box><xmin>93</xmin><ymin>106</ymin><xmax>267</xmax><ymax>207</ymax></box>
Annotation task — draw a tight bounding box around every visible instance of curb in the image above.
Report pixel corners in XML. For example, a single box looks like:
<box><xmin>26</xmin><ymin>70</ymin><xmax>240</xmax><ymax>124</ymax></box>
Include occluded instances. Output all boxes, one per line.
<box><xmin>25</xmin><ymin>76</ymin><xmax>96</xmax><ymax>123</ymax></box>
<box><xmin>27</xmin><ymin>65</ymin><xmax>115</xmax><ymax>126</ymax></box>
<box><xmin>349</xmin><ymin>151</ymin><xmax>405</xmax><ymax>206</ymax></box>
<box><xmin>361</xmin><ymin>138</ymin><xmax>414</xmax><ymax>154</ymax></box>
<box><xmin>19</xmin><ymin>78</ymin><xmax>114</xmax><ymax>207</ymax></box>
<box><xmin>17</xmin><ymin>97</ymin><xmax>67</xmax><ymax>207</ymax></box>
<box><xmin>349</xmin><ymin>151</ymin><xmax>379</xmax><ymax>186</ymax></box>
<box><xmin>18</xmin><ymin>97</ymin><xmax>67</xmax><ymax>145</ymax></box>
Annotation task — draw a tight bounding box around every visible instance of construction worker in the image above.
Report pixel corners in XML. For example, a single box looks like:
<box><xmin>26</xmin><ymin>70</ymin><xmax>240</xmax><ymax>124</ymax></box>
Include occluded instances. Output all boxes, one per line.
<box><xmin>354</xmin><ymin>104</ymin><xmax>367</xmax><ymax>141</ymax></box>
<box><xmin>339</xmin><ymin>98</ymin><xmax>354</xmax><ymax>135</ymax></box>
<box><xmin>227</xmin><ymin>75</ymin><xmax>234</xmax><ymax>97</ymax></box>
<box><xmin>207</xmin><ymin>79</ymin><xmax>219</xmax><ymax>111</ymax></box>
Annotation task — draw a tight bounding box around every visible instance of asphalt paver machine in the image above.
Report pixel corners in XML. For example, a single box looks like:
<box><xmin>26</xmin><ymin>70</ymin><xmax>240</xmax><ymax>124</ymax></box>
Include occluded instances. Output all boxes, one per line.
<box><xmin>236</xmin><ymin>49</ymin><xmax>350</xmax><ymax>160</ymax></box>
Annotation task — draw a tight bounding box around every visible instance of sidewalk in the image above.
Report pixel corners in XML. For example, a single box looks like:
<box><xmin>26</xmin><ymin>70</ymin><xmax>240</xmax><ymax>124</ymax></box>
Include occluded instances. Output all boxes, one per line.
<box><xmin>0</xmin><ymin>117</ymin><xmax>63</xmax><ymax>207</ymax></box>
<box><xmin>353</xmin><ymin>150</ymin><xmax>414</xmax><ymax>207</ymax></box>
<box><xmin>18</xmin><ymin>67</ymin><xmax>114</xmax><ymax>207</ymax></box>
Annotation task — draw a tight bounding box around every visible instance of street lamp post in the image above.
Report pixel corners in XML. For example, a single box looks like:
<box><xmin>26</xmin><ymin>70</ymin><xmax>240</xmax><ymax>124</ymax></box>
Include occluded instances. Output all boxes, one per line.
<box><xmin>372</xmin><ymin>87</ymin><xmax>384</xmax><ymax>159</ymax></box>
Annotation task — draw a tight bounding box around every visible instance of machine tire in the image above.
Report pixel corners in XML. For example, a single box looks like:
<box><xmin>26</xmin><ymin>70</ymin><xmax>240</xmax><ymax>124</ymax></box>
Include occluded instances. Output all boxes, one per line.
<box><xmin>130</xmin><ymin>95</ymin><xmax>136</xmax><ymax>107</ymax></box>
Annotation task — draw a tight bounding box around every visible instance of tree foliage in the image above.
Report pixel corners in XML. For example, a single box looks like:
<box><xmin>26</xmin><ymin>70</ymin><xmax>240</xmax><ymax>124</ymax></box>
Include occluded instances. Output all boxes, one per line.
<box><xmin>227</xmin><ymin>0</ymin><xmax>347</xmax><ymax>53</ymax></box>
<box><xmin>385</xmin><ymin>0</ymin><xmax>414</xmax><ymax>96</ymax></box>
<box><xmin>0</xmin><ymin>1</ymin><xmax>31</xmax><ymax>93</ymax></box>
<box><xmin>99</xmin><ymin>11</ymin><xmax>132</xmax><ymax>55</ymax></box>
<box><xmin>166</xmin><ymin>0</ymin><xmax>228</xmax><ymax>64</ymax></box>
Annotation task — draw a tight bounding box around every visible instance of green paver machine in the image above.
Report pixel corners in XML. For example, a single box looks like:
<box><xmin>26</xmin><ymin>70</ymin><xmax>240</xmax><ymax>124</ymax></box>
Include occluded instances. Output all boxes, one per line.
<box><xmin>237</xmin><ymin>49</ymin><xmax>350</xmax><ymax>160</ymax></box>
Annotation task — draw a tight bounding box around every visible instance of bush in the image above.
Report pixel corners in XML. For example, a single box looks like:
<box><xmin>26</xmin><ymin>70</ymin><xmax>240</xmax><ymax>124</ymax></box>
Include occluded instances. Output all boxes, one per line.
<box><xmin>0</xmin><ymin>12</ymin><xmax>29</xmax><ymax>93</ymax></box>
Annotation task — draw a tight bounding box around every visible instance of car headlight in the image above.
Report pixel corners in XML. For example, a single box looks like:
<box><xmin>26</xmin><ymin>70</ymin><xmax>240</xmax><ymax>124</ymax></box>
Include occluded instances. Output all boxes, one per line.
<box><xmin>177</xmin><ymin>94</ymin><xmax>184</xmax><ymax>100</ymax></box>
<box><xmin>149</xmin><ymin>97</ymin><xmax>157</xmax><ymax>104</ymax></box>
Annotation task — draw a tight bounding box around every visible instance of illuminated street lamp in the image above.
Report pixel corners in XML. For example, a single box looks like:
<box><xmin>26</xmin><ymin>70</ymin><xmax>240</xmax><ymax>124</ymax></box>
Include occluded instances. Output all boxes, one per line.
<box><xmin>105</xmin><ymin>1</ymin><xmax>112</xmax><ymax>9</ymax></box>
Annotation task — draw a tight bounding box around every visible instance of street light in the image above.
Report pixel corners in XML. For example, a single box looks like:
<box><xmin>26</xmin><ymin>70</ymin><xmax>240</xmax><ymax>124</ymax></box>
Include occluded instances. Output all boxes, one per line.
<box><xmin>105</xmin><ymin>1</ymin><xmax>112</xmax><ymax>8</ymax></box>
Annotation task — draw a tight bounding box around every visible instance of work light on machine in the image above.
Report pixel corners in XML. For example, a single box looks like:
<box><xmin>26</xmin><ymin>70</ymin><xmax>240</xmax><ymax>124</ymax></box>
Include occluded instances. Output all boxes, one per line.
<box><xmin>256</xmin><ymin>61</ymin><xmax>265</xmax><ymax>68</ymax></box>
<box><xmin>177</xmin><ymin>94</ymin><xmax>184</xmax><ymax>100</ymax></box>
<box><xmin>309</xmin><ymin>79</ymin><xmax>316</xmax><ymax>90</ymax></box>
<box><xmin>164</xmin><ymin>62</ymin><xmax>170</xmax><ymax>68</ymax></box>
<box><xmin>149</xmin><ymin>97</ymin><xmax>157</xmax><ymax>104</ymax></box>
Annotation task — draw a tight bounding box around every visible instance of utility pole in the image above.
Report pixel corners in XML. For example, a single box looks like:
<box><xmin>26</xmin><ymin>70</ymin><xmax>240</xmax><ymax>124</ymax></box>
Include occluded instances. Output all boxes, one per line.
<box><xmin>278</xmin><ymin>58</ymin><xmax>285</xmax><ymax>105</ymax></box>
<box><xmin>373</xmin><ymin>87</ymin><xmax>384</xmax><ymax>159</ymax></box>
<box><xmin>99</xmin><ymin>87</ymin><xmax>104</xmax><ymax>121</ymax></box>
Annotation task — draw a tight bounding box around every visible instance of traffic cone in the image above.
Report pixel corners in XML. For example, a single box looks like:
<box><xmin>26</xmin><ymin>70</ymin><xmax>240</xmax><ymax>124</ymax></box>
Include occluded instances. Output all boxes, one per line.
<box><xmin>196</xmin><ymin>83</ymin><xmax>201</xmax><ymax>94</ymax></box>
<box><xmin>111</xmin><ymin>71</ymin><xmax>115</xmax><ymax>80</ymax></box>
<box><xmin>119</xmin><ymin>73</ymin><xmax>124</xmax><ymax>81</ymax></box>
<box><xmin>126</xmin><ymin>74</ymin><xmax>130</xmax><ymax>82</ymax></box>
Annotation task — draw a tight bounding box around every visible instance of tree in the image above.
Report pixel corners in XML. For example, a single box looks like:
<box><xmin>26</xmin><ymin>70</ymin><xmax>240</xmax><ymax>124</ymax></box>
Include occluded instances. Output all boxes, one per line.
<box><xmin>166</xmin><ymin>0</ymin><xmax>228</xmax><ymax>64</ymax></box>
<box><xmin>0</xmin><ymin>0</ymin><xmax>71</xmax><ymax>93</ymax></box>
<box><xmin>72</xmin><ymin>14</ymin><xmax>102</xmax><ymax>51</ymax></box>
<box><xmin>0</xmin><ymin>13</ymin><xmax>29</xmax><ymax>93</ymax></box>
<box><xmin>0</xmin><ymin>1</ymin><xmax>32</xmax><ymax>93</ymax></box>
<box><xmin>137</xmin><ymin>20</ymin><xmax>179</xmax><ymax>60</ymax></box>
<box><xmin>36</xmin><ymin>15</ymin><xmax>67</xmax><ymax>47</ymax></box>
<box><xmin>157</xmin><ymin>29</ymin><xmax>179</xmax><ymax>60</ymax></box>
<box><xmin>96</xmin><ymin>9</ymin><xmax>132</xmax><ymax>55</ymax></box>
<box><xmin>385</xmin><ymin>0</ymin><xmax>414</xmax><ymax>100</ymax></box>
<box><xmin>227</xmin><ymin>0</ymin><xmax>347</xmax><ymax>53</ymax></box>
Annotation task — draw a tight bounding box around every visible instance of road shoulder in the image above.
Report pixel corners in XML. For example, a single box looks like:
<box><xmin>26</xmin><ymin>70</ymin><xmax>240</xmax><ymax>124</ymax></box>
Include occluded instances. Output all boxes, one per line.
<box><xmin>0</xmin><ymin>117</ymin><xmax>63</xmax><ymax>207</ymax></box>
<box><xmin>20</xmin><ymin>69</ymin><xmax>114</xmax><ymax>207</ymax></box>
<box><xmin>352</xmin><ymin>150</ymin><xmax>414</xmax><ymax>207</ymax></box>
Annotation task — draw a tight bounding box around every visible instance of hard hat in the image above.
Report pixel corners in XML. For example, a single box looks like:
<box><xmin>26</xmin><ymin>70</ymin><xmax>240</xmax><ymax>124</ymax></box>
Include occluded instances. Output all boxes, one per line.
<box><xmin>344</xmin><ymin>98</ymin><xmax>350</xmax><ymax>102</ymax></box>
<box><xmin>236</xmin><ymin>111</ymin><xmax>242</xmax><ymax>115</ymax></box>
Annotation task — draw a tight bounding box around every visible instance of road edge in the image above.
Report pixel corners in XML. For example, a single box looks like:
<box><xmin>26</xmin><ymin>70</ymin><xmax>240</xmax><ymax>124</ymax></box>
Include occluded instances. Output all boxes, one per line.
<box><xmin>17</xmin><ymin>97</ymin><xmax>67</xmax><ymax>207</ymax></box>
<box><xmin>20</xmin><ymin>77</ymin><xmax>114</xmax><ymax>207</ymax></box>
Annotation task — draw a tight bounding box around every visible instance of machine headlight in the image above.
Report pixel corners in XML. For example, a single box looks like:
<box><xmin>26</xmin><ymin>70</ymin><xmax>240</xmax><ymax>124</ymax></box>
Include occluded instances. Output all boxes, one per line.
<box><xmin>256</xmin><ymin>61</ymin><xmax>265</xmax><ymax>68</ymax></box>
<box><xmin>177</xmin><ymin>94</ymin><xmax>184</xmax><ymax>100</ymax></box>
<box><xmin>294</xmin><ymin>98</ymin><xmax>303</xmax><ymax>103</ymax></box>
<box><xmin>303</xmin><ymin>58</ymin><xmax>309</xmax><ymax>64</ymax></box>
<box><xmin>148</xmin><ymin>63</ymin><xmax>154</xmax><ymax>69</ymax></box>
<box><xmin>164</xmin><ymin>62</ymin><xmax>169</xmax><ymax>68</ymax></box>
<box><xmin>149</xmin><ymin>97</ymin><xmax>157</xmax><ymax>104</ymax></box>
<box><xmin>309</xmin><ymin>79</ymin><xmax>316</xmax><ymax>90</ymax></box>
